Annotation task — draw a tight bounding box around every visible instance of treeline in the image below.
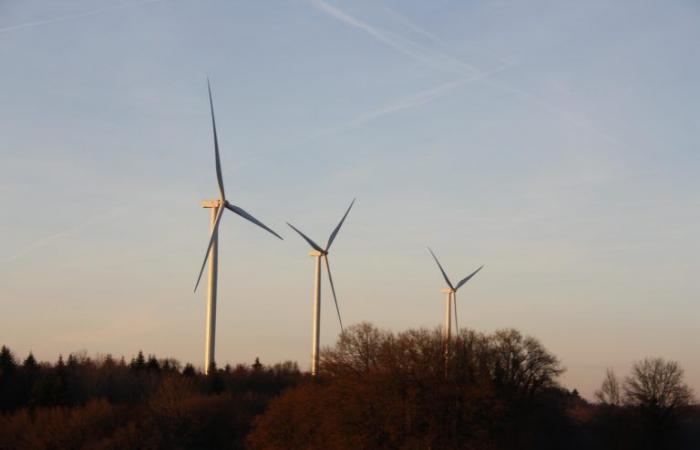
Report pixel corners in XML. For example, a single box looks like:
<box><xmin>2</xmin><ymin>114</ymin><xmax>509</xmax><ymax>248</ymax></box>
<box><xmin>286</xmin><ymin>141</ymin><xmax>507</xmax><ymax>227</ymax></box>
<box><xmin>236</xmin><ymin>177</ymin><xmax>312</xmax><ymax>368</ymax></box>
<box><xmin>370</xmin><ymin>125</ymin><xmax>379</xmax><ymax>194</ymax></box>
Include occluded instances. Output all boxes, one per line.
<box><xmin>1</xmin><ymin>325</ymin><xmax>698</xmax><ymax>450</ymax></box>
<box><xmin>0</xmin><ymin>347</ymin><xmax>302</xmax><ymax>450</ymax></box>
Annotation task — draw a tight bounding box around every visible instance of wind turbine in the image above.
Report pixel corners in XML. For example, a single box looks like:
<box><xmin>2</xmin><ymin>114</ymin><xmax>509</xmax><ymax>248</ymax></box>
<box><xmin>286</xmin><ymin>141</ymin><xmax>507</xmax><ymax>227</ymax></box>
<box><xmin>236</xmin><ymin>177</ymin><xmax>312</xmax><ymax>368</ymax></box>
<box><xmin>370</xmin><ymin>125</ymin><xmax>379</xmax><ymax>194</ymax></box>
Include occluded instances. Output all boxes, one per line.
<box><xmin>287</xmin><ymin>199</ymin><xmax>355</xmax><ymax>376</ymax></box>
<box><xmin>428</xmin><ymin>248</ymin><xmax>483</xmax><ymax>343</ymax></box>
<box><xmin>194</xmin><ymin>80</ymin><xmax>283</xmax><ymax>374</ymax></box>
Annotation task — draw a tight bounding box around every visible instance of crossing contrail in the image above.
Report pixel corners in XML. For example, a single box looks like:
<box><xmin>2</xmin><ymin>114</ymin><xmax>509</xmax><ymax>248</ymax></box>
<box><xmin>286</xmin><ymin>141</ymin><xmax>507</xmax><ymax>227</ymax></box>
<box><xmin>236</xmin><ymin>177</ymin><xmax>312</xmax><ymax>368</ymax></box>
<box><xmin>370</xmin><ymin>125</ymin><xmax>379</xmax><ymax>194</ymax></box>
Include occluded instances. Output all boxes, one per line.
<box><xmin>309</xmin><ymin>0</ymin><xmax>623</xmax><ymax>148</ymax></box>
<box><xmin>381</xmin><ymin>5</ymin><xmax>513</xmax><ymax>67</ymax></box>
<box><xmin>0</xmin><ymin>0</ymin><xmax>164</xmax><ymax>34</ymax></box>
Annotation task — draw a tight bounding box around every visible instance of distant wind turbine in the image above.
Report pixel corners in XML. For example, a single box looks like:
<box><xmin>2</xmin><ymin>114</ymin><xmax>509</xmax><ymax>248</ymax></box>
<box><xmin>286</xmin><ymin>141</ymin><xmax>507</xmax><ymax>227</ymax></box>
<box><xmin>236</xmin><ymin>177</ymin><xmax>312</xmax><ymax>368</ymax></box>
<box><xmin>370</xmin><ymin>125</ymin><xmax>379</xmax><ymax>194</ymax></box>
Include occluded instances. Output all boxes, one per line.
<box><xmin>428</xmin><ymin>248</ymin><xmax>483</xmax><ymax>343</ymax></box>
<box><xmin>194</xmin><ymin>80</ymin><xmax>283</xmax><ymax>374</ymax></box>
<box><xmin>287</xmin><ymin>199</ymin><xmax>355</xmax><ymax>376</ymax></box>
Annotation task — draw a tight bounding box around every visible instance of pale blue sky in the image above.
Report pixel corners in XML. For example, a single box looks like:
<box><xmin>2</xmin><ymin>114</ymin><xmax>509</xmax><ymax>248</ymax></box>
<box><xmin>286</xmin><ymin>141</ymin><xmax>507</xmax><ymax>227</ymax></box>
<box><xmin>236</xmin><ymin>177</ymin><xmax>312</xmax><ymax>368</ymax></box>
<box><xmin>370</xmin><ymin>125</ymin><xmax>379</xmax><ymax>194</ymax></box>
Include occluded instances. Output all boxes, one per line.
<box><xmin>1</xmin><ymin>0</ymin><xmax>698</xmax><ymax>399</ymax></box>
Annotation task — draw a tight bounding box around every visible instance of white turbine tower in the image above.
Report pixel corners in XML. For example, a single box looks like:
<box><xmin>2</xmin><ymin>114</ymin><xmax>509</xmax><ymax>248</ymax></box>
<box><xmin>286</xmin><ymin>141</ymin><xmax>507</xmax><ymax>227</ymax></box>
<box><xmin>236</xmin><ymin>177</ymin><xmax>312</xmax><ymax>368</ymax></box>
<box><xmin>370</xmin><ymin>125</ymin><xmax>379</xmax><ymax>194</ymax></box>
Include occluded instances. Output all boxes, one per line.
<box><xmin>194</xmin><ymin>80</ymin><xmax>283</xmax><ymax>374</ymax></box>
<box><xmin>287</xmin><ymin>199</ymin><xmax>355</xmax><ymax>376</ymax></box>
<box><xmin>428</xmin><ymin>248</ymin><xmax>483</xmax><ymax>344</ymax></box>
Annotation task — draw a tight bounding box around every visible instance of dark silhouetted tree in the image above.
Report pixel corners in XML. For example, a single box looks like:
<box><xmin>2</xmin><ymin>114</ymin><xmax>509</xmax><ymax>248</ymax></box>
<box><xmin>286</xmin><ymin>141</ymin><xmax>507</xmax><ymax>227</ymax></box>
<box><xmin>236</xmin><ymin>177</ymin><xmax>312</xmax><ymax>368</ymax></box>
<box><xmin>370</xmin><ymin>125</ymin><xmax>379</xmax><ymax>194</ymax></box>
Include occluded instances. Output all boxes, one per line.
<box><xmin>624</xmin><ymin>357</ymin><xmax>694</xmax><ymax>446</ymax></box>
<box><xmin>489</xmin><ymin>329</ymin><xmax>564</xmax><ymax>400</ymax></box>
<box><xmin>130</xmin><ymin>351</ymin><xmax>146</xmax><ymax>371</ymax></box>
<box><xmin>147</xmin><ymin>355</ymin><xmax>161</xmax><ymax>372</ymax></box>
<box><xmin>182</xmin><ymin>364</ymin><xmax>196</xmax><ymax>377</ymax></box>
<box><xmin>0</xmin><ymin>346</ymin><xmax>16</xmax><ymax>375</ymax></box>
<box><xmin>22</xmin><ymin>353</ymin><xmax>37</xmax><ymax>371</ymax></box>
<box><xmin>624</xmin><ymin>358</ymin><xmax>694</xmax><ymax>413</ymax></box>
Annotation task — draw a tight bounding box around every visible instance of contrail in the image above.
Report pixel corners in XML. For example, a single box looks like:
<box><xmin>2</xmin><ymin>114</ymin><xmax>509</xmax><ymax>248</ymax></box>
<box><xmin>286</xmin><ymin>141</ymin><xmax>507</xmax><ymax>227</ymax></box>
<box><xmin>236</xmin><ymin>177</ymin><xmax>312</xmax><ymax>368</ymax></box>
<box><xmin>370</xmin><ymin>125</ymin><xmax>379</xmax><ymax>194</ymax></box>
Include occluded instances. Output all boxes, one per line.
<box><xmin>305</xmin><ymin>62</ymin><xmax>516</xmax><ymax>142</ymax></box>
<box><xmin>479</xmin><ymin>78</ymin><xmax>624</xmax><ymax>147</ymax></box>
<box><xmin>381</xmin><ymin>5</ymin><xmax>443</xmax><ymax>45</ymax></box>
<box><xmin>302</xmin><ymin>80</ymin><xmax>468</xmax><ymax>142</ymax></box>
<box><xmin>2</xmin><ymin>207</ymin><xmax>129</xmax><ymax>264</ymax></box>
<box><xmin>227</xmin><ymin>77</ymin><xmax>475</xmax><ymax>170</ymax></box>
<box><xmin>0</xmin><ymin>0</ymin><xmax>164</xmax><ymax>34</ymax></box>
<box><xmin>230</xmin><ymin>78</ymin><xmax>476</xmax><ymax>170</ymax></box>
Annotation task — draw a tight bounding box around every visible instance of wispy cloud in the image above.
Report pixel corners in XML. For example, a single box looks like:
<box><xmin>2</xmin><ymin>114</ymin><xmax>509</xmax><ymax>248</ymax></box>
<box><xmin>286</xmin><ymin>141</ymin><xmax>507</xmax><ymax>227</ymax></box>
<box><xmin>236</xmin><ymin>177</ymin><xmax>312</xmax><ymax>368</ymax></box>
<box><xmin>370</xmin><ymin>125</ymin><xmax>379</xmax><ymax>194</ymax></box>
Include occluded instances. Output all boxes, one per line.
<box><xmin>0</xmin><ymin>0</ymin><xmax>163</xmax><ymax>34</ymax></box>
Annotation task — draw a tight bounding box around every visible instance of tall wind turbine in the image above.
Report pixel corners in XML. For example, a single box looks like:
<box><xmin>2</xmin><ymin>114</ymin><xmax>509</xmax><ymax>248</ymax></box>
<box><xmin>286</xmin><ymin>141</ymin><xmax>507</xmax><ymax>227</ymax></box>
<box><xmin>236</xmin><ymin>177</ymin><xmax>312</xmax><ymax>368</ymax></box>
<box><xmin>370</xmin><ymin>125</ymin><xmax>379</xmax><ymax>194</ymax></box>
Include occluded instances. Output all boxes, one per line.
<box><xmin>287</xmin><ymin>199</ymin><xmax>355</xmax><ymax>376</ymax></box>
<box><xmin>194</xmin><ymin>80</ymin><xmax>283</xmax><ymax>374</ymax></box>
<box><xmin>428</xmin><ymin>248</ymin><xmax>483</xmax><ymax>343</ymax></box>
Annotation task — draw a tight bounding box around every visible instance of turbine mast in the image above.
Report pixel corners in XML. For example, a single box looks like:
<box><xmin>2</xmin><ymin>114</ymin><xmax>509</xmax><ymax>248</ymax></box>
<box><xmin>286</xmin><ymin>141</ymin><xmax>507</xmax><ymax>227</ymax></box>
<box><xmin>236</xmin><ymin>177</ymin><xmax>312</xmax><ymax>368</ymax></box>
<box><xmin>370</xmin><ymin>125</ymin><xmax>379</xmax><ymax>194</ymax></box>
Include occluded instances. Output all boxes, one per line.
<box><xmin>202</xmin><ymin>199</ymin><xmax>221</xmax><ymax>374</ymax></box>
<box><xmin>310</xmin><ymin>250</ymin><xmax>324</xmax><ymax>376</ymax></box>
<box><xmin>288</xmin><ymin>199</ymin><xmax>354</xmax><ymax>377</ymax></box>
<box><xmin>442</xmin><ymin>288</ymin><xmax>453</xmax><ymax>343</ymax></box>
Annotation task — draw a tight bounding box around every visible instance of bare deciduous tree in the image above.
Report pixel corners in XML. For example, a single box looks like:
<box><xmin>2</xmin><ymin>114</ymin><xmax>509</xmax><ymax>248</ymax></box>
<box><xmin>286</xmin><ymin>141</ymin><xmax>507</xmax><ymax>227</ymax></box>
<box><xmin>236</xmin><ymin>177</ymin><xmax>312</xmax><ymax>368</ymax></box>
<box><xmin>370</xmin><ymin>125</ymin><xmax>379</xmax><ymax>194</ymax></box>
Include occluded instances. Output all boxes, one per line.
<box><xmin>595</xmin><ymin>369</ymin><xmax>622</xmax><ymax>406</ymax></box>
<box><xmin>490</xmin><ymin>329</ymin><xmax>564</xmax><ymax>398</ymax></box>
<box><xmin>623</xmin><ymin>358</ymin><xmax>694</xmax><ymax>417</ymax></box>
<box><xmin>321</xmin><ymin>322</ymin><xmax>387</xmax><ymax>375</ymax></box>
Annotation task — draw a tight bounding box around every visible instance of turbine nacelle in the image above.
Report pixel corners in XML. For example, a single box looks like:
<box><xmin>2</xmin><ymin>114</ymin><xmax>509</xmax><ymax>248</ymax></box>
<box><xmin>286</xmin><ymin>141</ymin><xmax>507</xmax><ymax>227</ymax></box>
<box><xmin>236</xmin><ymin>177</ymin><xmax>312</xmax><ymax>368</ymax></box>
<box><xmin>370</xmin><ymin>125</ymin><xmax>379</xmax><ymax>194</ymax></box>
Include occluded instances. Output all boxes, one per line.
<box><xmin>201</xmin><ymin>200</ymin><xmax>222</xmax><ymax>208</ymax></box>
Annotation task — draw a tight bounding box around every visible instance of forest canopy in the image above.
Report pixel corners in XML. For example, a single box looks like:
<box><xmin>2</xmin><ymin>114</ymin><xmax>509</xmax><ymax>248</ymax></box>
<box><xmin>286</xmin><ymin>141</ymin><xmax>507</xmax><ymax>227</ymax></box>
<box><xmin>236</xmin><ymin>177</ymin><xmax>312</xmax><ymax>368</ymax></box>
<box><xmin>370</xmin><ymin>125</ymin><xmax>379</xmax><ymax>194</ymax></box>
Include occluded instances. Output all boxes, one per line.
<box><xmin>0</xmin><ymin>324</ymin><xmax>697</xmax><ymax>450</ymax></box>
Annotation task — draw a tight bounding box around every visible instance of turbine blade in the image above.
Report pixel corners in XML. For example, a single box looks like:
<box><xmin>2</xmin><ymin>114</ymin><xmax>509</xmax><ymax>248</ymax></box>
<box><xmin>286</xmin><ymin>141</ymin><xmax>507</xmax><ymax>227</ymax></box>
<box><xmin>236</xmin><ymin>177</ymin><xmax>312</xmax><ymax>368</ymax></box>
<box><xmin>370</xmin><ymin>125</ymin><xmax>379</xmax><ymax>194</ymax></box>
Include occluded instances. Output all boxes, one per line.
<box><xmin>194</xmin><ymin>205</ymin><xmax>225</xmax><ymax>292</ymax></box>
<box><xmin>428</xmin><ymin>247</ymin><xmax>454</xmax><ymax>290</ymax></box>
<box><xmin>207</xmin><ymin>79</ymin><xmax>225</xmax><ymax>200</ymax></box>
<box><xmin>324</xmin><ymin>255</ymin><xmax>344</xmax><ymax>332</ymax></box>
<box><xmin>286</xmin><ymin>223</ymin><xmax>324</xmax><ymax>253</ymax></box>
<box><xmin>453</xmin><ymin>292</ymin><xmax>459</xmax><ymax>335</ymax></box>
<box><xmin>325</xmin><ymin>198</ymin><xmax>355</xmax><ymax>251</ymax></box>
<box><xmin>455</xmin><ymin>265</ymin><xmax>484</xmax><ymax>290</ymax></box>
<box><xmin>225</xmin><ymin>202</ymin><xmax>283</xmax><ymax>240</ymax></box>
